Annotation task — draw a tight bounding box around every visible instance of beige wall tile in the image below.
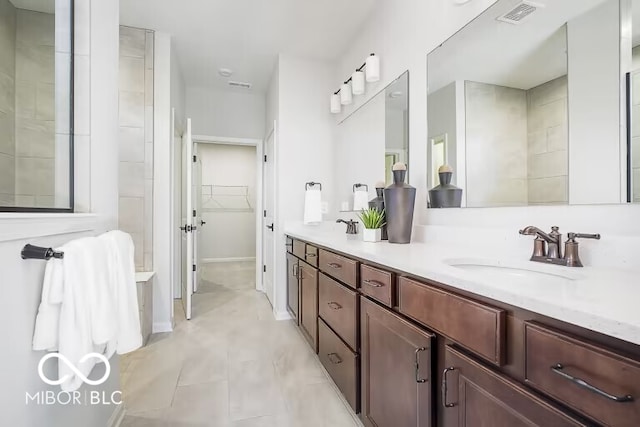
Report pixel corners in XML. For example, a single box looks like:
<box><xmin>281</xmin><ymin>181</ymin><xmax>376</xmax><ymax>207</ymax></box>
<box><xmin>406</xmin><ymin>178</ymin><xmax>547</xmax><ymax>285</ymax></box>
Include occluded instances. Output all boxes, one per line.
<box><xmin>15</xmin><ymin>117</ymin><xmax>55</xmax><ymax>158</ymax></box>
<box><xmin>0</xmin><ymin>0</ymin><xmax>16</xmax><ymax>78</ymax></box>
<box><xmin>529</xmin><ymin>176</ymin><xmax>568</xmax><ymax>204</ymax></box>
<box><xmin>15</xmin><ymin>157</ymin><xmax>54</xmax><ymax>196</ymax></box>
<box><xmin>17</xmin><ymin>9</ymin><xmax>54</xmax><ymax>47</ymax></box>
<box><xmin>36</xmin><ymin>82</ymin><xmax>54</xmax><ymax>121</ymax></box>
<box><xmin>119</xmin><ymin>161</ymin><xmax>145</xmax><ymax>197</ymax></box>
<box><xmin>0</xmin><ymin>72</ymin><xmax>15</xmax><ymax>113</ymax></box>
<box><xmin>120</xmin><ymin>26</ymin><xmax>146</xmax><ymax>58</ymax></box>
<box><xmin>119</xmin><ymin>91</ymin><xmax>145</xmax><ymax>127</ymax></box>
<box><xmin>120</xmin><ymin>56</ymin><xmax>145</xmax><ymax>93</ymax></box>
<box><xmin>0</xmin><ymin>110</ymin><xmax>15</xmax><ymax>155</ymax></box>
<box><xmin>119</xmin><ymin>196</ymin><xmax>145</xmax><ymax>233</ymax></box>
<box><xmin>120</xmin><ymin>127</ymin><xmax>145</xmax><ymax>162</ymax></box>
<box><xmin>0</xmin><ymin>153</ymin><xmax>15</xmax><ymax>193</ymax></box>
<box><xmin>547</xmin><ymin>124</ymin><xmax>567</xmax><ymax>153</ymax></box>
<box><xmin>15</xmin><ymin>81</ymin><xmax>35</xmax><ymax>118</ymax></box>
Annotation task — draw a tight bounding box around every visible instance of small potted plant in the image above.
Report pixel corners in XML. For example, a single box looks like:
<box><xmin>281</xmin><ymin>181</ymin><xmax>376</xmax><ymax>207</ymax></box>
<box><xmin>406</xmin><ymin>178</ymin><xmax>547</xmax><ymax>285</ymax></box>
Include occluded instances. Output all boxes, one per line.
<box><xmin>358</xmin><ymin>208</ymin><xmax>386</xmax><ymax>243</ymax></box>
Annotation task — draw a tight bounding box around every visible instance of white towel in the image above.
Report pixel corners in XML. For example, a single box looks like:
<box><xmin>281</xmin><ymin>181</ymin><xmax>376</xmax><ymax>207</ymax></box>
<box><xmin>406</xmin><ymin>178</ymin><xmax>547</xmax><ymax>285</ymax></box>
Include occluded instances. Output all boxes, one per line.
<box><xmin>353</xmin><ymin>190</ymin><xmax>369</xmax><ymax>212</ymax></box>
<box><xmin>57</xmin><ymin>237</ymin><xmax>114</xmax><ymax>391</ymax></box>
<box><xmin>304</xmin><ymin>189</ymin><xmax>322</xmax><ymax>224</ymax></box>
<box><xmin>99</xmin><ymin>230</ymin><xmax>142</xmax><ymax>356</ymax></box>
<box><xmin>32</xmin><ymin>256</ymin><xmax>64</xmax><ymax>351</ymax></box>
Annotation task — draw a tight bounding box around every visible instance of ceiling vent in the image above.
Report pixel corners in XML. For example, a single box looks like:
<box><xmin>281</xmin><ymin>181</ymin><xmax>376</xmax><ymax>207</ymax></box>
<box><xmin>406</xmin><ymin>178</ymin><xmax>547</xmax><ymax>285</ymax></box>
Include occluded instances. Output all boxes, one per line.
<box><xmin>228</xmin><ymin>81</ymin><xmax>252</xmax><ymax>89</ymax></box>
<box><xmin>496</xmin><ymin>1</ymin><xmax>544</xmax><ymax>24</ymax></box>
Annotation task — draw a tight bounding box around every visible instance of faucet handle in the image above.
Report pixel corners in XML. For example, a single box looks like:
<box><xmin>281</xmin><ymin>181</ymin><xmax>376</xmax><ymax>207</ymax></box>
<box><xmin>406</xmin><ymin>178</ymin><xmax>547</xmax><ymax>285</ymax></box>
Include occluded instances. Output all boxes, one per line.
<box><xmin>567</xmin><ymin>232</ymin><xmax>601</xmax><ymax>242</ymax></box>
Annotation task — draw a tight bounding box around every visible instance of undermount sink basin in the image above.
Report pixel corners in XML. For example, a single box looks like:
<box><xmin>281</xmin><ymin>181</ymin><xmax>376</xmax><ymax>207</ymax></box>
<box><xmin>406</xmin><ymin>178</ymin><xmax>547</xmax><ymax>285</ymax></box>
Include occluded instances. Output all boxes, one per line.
<box><xmin>444</xmin><ymin>258</ymin><xmax>582</xmax><ymax>286</ymax></box>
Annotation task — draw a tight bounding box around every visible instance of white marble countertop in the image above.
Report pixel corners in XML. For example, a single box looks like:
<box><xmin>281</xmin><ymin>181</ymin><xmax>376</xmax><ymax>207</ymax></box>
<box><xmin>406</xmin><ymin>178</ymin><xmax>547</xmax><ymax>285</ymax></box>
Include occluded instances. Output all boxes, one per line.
<box><xmin>285</xmin><ymin>223</ymin><xmax>640</xmax><ymax>346</ymax></box>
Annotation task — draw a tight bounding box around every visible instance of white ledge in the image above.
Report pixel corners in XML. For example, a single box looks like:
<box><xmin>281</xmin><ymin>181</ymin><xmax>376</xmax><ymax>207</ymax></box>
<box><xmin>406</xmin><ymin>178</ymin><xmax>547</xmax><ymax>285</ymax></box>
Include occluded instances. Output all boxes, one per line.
<box><xmin>0</xmin><ymin>213</ymin><xmax>100</xmax><ymax>242</ymax></box>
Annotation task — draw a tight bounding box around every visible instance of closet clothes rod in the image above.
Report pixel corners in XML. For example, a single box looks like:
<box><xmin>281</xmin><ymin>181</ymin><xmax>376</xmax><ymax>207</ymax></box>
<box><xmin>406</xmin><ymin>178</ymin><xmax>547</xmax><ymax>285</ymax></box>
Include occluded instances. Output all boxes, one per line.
<box><xmin>21</xmin><ymin>244</ymin><xmax>64</xmax><ymax>260</ymax></box>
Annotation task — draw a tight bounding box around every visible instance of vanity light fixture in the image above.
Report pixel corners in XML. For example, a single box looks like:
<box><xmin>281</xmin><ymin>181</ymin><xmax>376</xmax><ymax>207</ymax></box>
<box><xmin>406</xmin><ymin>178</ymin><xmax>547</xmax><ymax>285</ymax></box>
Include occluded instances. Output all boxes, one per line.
<box><xmin>330</xmin><ymin>53</ymin><xmax>380</xmax><ymax>113</ymax></box>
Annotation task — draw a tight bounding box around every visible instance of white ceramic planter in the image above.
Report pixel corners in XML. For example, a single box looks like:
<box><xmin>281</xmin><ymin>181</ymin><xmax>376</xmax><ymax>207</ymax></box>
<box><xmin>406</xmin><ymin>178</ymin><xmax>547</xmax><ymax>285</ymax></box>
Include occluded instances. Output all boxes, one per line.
<box><xmin>362</xmin><ymin>228</ymin><xmax>382</xmax><ymax>243</ymax></box>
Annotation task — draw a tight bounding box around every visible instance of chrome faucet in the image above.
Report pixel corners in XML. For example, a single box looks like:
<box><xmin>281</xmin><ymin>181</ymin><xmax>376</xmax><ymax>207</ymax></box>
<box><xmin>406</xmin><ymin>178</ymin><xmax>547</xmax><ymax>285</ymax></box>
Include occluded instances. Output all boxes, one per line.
<box><xmin>336</xmin><ymin>219</ymin><xmax>358</xmax><ymax>235</ymax></box>
<box><xmin>519</xmin><ymin>226</ymin><xmax>600</xmax><ymax>267</ymax></box>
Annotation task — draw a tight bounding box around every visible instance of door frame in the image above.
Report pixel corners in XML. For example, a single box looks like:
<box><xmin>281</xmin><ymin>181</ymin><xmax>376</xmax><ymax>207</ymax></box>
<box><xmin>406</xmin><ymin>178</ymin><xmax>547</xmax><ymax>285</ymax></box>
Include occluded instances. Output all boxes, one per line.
<box><xmin>191</xmin><ymin>135</ymin><xmax>264</xmax><ymax>292</ymax></box>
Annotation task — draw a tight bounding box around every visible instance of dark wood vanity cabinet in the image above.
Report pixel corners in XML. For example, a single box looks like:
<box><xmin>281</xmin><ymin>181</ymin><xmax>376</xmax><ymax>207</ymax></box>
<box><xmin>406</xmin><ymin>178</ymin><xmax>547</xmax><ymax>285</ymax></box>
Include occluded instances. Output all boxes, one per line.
<box><xmin>299</xmin><ymin>260</ymin><xmax>318</xmax><ymax>353</ymax></box>
<box><xmin>442</xmin><ymin>346</ymin><xmax>589</xmax><ymax>427</ymax></box>
<box><xmin>361</xmin><ymin>297</ymin><xmax>433</xmax><ymax>427</ymax></box>
<box><xmin>286</xmin><ymin>252</ymin><xmax>299</xmax><ymax>323</ymax></box>
<box><xmin>286</xmin><ymin>236</ymin><xmax>640</xmax><ymax>427</ymax></box>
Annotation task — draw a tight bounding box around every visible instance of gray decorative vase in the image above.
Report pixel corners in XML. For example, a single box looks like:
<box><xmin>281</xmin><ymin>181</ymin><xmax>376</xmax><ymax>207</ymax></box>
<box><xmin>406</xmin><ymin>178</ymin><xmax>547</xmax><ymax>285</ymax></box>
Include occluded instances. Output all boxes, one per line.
<box><xmin>429</xmin><ymin>171</ymin><xmax>462</xmax><ymax>208</ymax></box>
<box><xmin>369</xmin><ymin>187</ymin><xmax>388</xmax><ymax>240</ymax></box>
<box><xmin>383</xmin><ymin>170</ymin><xmax>416</xmax><ymax>244</ymax></box>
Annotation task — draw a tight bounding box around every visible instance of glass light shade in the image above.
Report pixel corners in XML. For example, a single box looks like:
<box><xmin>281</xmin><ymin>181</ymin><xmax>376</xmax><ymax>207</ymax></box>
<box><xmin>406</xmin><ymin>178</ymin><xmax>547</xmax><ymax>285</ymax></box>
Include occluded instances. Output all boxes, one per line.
<box><xmin>365</xmin><ymin>54</ymin><xmax>380</xmax><ymax>82</ymax></box>
<box><xmin>340</xmin><ymin>83</ymin><xmax>352</xmax><ymax>105</ymax></box>
<box><xmin>351</xmin><ymin>70</ymin><xmax>365</xmax><ymax>95</ymax></box>
<box><xmin>330</xmin><ymin>93</ymin><xmax>341</xmax><ymax>113</ymax></box>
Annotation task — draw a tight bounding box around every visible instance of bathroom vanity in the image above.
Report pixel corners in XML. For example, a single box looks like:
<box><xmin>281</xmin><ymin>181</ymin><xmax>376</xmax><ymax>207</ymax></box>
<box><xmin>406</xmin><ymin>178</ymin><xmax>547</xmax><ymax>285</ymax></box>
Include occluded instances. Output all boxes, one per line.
<box><xmin>285</xmin><ymin>231</ymin><xmax>640</xmax><ymax>427</ymax></box>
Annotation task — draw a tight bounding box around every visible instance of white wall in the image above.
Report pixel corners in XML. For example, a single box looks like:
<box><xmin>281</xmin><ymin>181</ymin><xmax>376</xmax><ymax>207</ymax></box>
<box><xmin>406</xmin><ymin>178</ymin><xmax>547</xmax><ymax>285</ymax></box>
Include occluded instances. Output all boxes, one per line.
<box><xmin>199</xmin><ymin>144</ymin><xmax>257</xmax><ymax>261</ymax></box>
<box><xmin>186</xmin><ymin>86</ymin><xmax>265</xmax><ymax>139</ymax></box>
<box><xmin>0</xmin><ymin>0</ymin><xmax>122</xmax><ymax>425</ymax></box>
<box><xmin>272</xmin><ymin>54</ymin><xmax>334</xmax><ymax>317</ymax></box>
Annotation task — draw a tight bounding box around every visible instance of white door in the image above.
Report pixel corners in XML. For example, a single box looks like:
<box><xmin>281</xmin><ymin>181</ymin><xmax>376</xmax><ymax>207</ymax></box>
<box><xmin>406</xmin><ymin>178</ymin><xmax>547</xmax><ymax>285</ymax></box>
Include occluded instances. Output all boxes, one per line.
<box><xmin>262</xmin><ymin>122</ymin><xmax>276</xmax><ymax>306</ymax></box>
<box><xmin>193</xmin><ymin>143</ymin><xmax>203</xmax><ymax>293</ymax></box>
<box><xmin>181</xmin><ymin>118</ymin><xmax>194</xmax><ymax>320</ymax></box>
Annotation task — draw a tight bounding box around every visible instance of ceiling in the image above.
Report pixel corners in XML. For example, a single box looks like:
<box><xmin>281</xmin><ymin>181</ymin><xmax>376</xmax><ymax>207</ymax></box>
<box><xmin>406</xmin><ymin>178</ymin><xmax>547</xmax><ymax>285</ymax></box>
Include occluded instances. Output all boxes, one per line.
<box><xmin>120</xmin><ymin>0</ymin><xmax>377</xmax><ymax>93</ymax></box>
<box><xmin>428</xmin><ymin>0</ymin><xmax>609</xmax><ymax>93</ymax></box>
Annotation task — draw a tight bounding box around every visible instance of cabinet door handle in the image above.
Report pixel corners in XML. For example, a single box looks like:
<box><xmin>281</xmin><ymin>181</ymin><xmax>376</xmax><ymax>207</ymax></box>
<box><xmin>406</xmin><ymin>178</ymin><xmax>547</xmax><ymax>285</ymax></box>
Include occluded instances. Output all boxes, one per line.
<box><xmin>415</xmin><ymin>347</ymin><xmax>428</xmax><ymax>383</ymax></box>
<box><xmin>327</xmin><ymin>353</ymin><xmax>343</xmax><ymax>364</ymax></box>
<box><xmin>442</xmin><ymin>367</ymin><xmax>456</xmax><ymax>408</ymax></box>
<box><xmin>306</xmin><ymin>253</ymin><xmax>317</xmax><ymax>258</ymax></box>
<box><xmin>328</xmin><ymin>262</ymin><xmax>342</xmax><ymax>269</ymax></box>
<box><xmin>327</xmin><ymin>301</ymin><xmax>342</xmax><ymax>310</ymax></box>
<box><xmin>293</xmin><ymin>264</ymin><xmax>299</xmax><ymax>278</ymax></box>
<box><xmin>551</xmin><ymin>364</ymin><xmax>634</xmax><ymax>403</ymax></box>
<box><xmin>363</xmin><ymin>279</ymin><xmax>384</xmax><ymax>288</ymax></box>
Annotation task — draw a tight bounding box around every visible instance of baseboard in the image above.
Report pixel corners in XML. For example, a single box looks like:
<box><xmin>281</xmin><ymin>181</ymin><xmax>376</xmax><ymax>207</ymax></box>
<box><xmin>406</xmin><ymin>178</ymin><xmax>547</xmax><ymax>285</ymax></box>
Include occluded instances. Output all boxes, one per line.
<box><xmin>273</xmin><ymin>309</ymin><xmax>293</xmax><ymax>321</ymax></box>
<box><xmin>152</xmin><ymin>321</ymin><xmax>173</xmax><ymax>333</ymax></box>
<box><xmin>202</xmin><ymin>257</ymin><xmax>256</xmax><ymax>263</ymax></box>
<box><xmin>107</xmin><ymin>404</ymin><xmax>125</xmax><ymax>427</ymax></box>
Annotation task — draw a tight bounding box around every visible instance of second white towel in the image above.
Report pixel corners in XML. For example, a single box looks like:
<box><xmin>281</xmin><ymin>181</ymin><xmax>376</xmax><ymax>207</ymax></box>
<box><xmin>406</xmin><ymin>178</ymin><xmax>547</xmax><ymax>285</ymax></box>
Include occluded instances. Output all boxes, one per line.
<box><xmin>353</xmin><ymin>190</ymin><xmax>369</xmax><ymax>212</ymax></box>
<box><xmin>304</xmin><ymin>189</ymin><xmax>322</xmax><ymax>224</ymax></box>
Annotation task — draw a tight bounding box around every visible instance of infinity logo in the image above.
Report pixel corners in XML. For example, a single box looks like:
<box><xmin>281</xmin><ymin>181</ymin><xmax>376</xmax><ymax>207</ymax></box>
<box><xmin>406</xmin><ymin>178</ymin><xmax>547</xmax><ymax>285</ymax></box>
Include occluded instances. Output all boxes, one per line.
<box><xmin>38</xmin><ymin>353</ymin><xmax>111</xmax><ymax>386</ymax></box>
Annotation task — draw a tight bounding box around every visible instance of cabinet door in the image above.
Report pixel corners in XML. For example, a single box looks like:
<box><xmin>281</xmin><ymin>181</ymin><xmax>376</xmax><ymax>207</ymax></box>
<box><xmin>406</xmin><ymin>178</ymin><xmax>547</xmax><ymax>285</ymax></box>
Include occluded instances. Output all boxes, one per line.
<box><xmin>286</xmin><ymin>253</ymin><xmax>299</xmax><ymax>324</ymax></box>
<box><xmin>361</xmin><ymin>297</ymin><xmax>433</xmax><ymax>427</ymax></box>
<box><xmin>442</xmin><ymin>346</ymin><xmax>589</xmax><ymax>427</ymax></box>
<box><xmin>300</xmin><ymin>261</ymin><xmax>318</xmax><ymax>353</ymax></box>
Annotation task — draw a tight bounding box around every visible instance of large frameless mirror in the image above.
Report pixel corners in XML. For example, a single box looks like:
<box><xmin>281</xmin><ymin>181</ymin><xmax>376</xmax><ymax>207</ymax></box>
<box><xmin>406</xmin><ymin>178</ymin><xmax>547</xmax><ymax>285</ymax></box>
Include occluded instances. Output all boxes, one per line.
<box><xmin>0</xmin><ymin>0</ymin><xmax>74</xmax><ymax>212</ymax></box>
<box><xmin>427</xmin><ymin>0</ymin><xmax>628</xmax><ymax>208</ymax></box>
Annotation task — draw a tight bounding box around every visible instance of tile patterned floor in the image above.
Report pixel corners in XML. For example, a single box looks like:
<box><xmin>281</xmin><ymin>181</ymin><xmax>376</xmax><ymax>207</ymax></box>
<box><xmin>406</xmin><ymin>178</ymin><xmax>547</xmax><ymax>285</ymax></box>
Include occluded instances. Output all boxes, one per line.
<box><xmin>120</xmin><ymin>261</ymin><xmax>361</xmax><ymax>427</ymax></box>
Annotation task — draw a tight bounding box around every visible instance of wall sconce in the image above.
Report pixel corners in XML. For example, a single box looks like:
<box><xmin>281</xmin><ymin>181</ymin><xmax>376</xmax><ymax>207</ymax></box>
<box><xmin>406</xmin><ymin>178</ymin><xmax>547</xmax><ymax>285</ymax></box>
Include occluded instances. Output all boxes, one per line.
<box><xmin>330</xmin><ymin>53</ymin><xmax>380</xmax><ymax>113</ymax></box>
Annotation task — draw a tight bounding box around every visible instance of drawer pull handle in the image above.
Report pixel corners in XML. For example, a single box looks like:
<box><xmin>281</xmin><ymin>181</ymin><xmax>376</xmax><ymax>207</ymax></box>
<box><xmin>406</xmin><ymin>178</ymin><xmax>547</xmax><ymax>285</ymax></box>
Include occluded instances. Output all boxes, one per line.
<box><xmin>442</xmin><ymin>367</ymin><xmax>456</xmax><ymax>408</ymax></box>
<box><xmin>551</xmin><ymin>364</ymin><xmax>634</xmax><ymax>403</ymax></box>
<box><xmin>293</xmin><ymin>264</ymin><xmax>299</xmax><ymax>278</ymax></box>
<box><xmin>415</xmin><ymin>347</ymin><xmax>428</xmax><ymax>383</ymax></box>
<box><xmin>306</xmin><ymin>253</ymin><xmax>317</xmax><ymax>258</ymax></box>
<box><xmin>364</xmin><ymin>279</ymin><xmax>384</xmax><ymax>288</ymax></box>
<box><xmin>328</xmin><ymin>262</ymin><xmax>342</xmax><ymax>269</ymax></box>
<box><xmin>327</xmin><ymin>353</ymin><xmax>343</xmax><ymax>365</ymax></box>
<box><xmin>327</xmin><ymin>301</ymin><xmax>342</xmax><ymax>310</ymax></box>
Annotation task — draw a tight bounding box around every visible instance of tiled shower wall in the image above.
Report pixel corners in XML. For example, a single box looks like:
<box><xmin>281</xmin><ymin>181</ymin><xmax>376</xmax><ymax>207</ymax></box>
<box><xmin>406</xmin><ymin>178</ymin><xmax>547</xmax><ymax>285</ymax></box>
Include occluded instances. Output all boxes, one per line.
<box><xmin>118</xmin><ymin>26</ymin><xmax>154</xmax><ymax>271</ymax></box>
<box><xmin>464</xmin><ymin>81</ymin><xmax>528</xmax><ymax>207</ymax></box>
<box><xmin>526</xmin><ymin>76</ymin><xmax>569</xmax><ymax>205</ymax></box>
<box><xmin>0</xmin><ymin>0</ymin><xmax>16</xmax><ymax>205</ymax></box>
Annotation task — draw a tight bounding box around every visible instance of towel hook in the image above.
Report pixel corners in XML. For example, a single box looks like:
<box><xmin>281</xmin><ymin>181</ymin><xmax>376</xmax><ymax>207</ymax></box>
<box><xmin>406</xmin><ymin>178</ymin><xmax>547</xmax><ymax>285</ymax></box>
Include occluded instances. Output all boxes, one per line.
<box><xmin>305</xmin><ymin>182</ymin><xmax>322</xmax><ymax>190</ymax></box>
<box><xmin>21</xmin><ymin>244</ymin><xmax>64</xmax><ymax>260</ymax></box>
<box><xmin>353</xmin><ymin>183</ymin><xmax>368</xmax><ymax>192</ymax></box>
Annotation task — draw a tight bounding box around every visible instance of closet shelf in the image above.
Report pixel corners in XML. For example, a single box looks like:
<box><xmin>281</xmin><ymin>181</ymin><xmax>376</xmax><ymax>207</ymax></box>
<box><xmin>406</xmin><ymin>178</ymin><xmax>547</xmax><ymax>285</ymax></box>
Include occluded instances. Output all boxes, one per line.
<box><xmin>201</xmin><ymin>185</ymin><xmax>254</xmax><ymax>213</ymax></box>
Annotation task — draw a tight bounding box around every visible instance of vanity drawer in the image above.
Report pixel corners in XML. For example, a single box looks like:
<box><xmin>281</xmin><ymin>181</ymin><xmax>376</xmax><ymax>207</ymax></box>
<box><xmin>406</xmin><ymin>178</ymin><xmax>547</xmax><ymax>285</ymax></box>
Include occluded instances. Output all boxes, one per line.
<box><xmin>318</xmin><ymin>318</ymin><xmax>359</xmax><ymax>413</ymax></box>
<box><xmin>319</xmin><ymin>272</ymin><xmax>358</xmax><ymax>350</ymax></box>
<box><xmin>305</xmin><ymin>244</ymin><xmax>319</xmax><ymax>267</ymax></box>
<box><xmin>292</xmin><ymin>239</ymin><xmax>306</xmax><ymax>260</ymax></box>
<box><xmin>360</xmin><ymin>264</ymin><xmax>394</xmax><ymax>307</ymax></box>
<box><xmin>398</xmin><ymin>277</ymin><xmax>505</xmax><ymax>366</ymax></box>
<box><xmin>319</xmin><ymin>249</ymin><xmax>358</xmax><ymax>289</ymax></box>
<box><xmin>525</xmin><ymin>322</ymin><xmax>640</xmax><ymax>427</ymax></box>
